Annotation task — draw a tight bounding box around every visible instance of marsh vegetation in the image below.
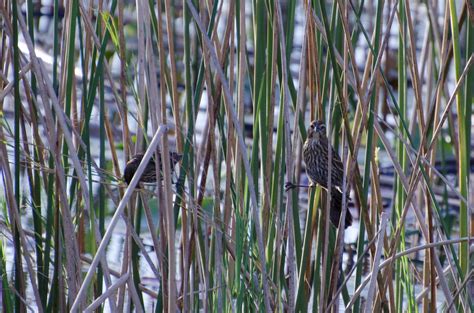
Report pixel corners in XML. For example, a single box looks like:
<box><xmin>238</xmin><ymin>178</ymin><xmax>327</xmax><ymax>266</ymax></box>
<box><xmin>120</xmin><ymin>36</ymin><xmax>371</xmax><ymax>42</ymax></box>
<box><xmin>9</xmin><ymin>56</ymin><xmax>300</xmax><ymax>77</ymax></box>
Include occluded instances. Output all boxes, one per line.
<box><xmin>0</xmin><ymin>0</ymin><xmax>473</xmax><ymax>312</ymax></box>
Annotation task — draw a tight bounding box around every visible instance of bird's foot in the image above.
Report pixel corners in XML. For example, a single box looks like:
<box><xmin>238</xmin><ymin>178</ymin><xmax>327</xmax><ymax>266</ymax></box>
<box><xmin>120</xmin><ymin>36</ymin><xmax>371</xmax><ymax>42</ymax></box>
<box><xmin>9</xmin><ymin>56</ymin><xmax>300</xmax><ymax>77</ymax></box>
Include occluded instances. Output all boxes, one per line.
<box><xmin>285</xmin><ymin>182</ymin><xmax>296</xmax><ymax>191</ymax></box>
<box><xmin>285</xmin><ymin>182</ymin><xmax>311</xmax><ymax>191</ymax></box>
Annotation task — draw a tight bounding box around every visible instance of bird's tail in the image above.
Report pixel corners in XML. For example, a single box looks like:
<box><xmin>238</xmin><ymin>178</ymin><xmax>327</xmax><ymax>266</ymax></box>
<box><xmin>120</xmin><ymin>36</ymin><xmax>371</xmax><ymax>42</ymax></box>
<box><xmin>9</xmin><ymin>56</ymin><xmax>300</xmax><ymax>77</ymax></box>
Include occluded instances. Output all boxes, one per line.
<box><xmin>330</xmin><ymin>190</ymin><xmax>352</xmax><ymax>228</ymax></box>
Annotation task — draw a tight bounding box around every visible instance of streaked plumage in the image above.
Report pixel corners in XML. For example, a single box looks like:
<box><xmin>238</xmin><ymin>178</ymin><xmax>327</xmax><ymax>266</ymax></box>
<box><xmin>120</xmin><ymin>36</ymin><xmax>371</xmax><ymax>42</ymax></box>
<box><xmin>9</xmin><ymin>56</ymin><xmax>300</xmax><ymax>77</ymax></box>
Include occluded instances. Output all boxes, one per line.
<box><xmin>123</xmin><ymin>151</ymin><xmax>182</xmax><ymax>187</ymax></box>
<box><xmin>303</xmin><ymin>120</ymin><xmax>352</xmax><ymax>228</ymax></box>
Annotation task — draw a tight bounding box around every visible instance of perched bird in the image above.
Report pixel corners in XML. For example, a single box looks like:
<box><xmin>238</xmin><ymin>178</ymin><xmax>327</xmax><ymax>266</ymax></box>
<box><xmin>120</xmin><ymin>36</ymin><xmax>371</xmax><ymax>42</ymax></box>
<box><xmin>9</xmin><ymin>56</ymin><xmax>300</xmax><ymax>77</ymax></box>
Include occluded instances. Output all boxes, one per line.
<box><xmin>123</xmin><ymin>151</ymin><xmax>182</xmax><ymax>187</ymax></box>
<box><xmin>286</xmin><ymin>120</ymin><xmax>352</xmax><ymax>228</ymax></box>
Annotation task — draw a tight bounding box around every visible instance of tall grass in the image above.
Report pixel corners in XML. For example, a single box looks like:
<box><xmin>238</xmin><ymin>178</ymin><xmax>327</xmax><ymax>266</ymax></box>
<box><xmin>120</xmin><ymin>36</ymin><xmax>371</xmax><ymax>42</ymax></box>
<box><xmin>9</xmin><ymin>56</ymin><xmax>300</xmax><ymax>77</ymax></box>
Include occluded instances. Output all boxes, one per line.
<box><xmin>0</xmin><ymin>0</ymin><xmax>472</xmax><ymax>311</ymax></box>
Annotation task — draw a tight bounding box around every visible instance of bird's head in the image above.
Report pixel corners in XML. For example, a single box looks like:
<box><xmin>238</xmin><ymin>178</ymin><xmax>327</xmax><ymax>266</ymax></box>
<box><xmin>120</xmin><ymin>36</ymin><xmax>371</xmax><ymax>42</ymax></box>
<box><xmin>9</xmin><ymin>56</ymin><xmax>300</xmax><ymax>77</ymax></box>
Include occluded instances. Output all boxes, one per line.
<box><xmin>307</xmin><ymin>120</ymin><xmax>326</xmax><ymax>141</ymax></box>
<box><xmin>170</xmin><ymin>152</ymin><xmax>183</xmax><ymax>167</ymax></box>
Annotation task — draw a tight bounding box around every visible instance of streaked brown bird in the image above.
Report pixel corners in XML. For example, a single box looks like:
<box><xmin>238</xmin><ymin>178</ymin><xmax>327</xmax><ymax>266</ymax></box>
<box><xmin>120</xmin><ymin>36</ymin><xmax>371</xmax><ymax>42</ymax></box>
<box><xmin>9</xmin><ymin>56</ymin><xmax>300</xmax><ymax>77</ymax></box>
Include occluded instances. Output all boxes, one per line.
<box><xmin>123</xmin><ymin>151</ymin><xmax>182</xmax><ymax>187</ymax></box>
<box><xmin>286</xmin><ymin>120</ymin><xmax>352</xmax><ymax>228</ymax></box>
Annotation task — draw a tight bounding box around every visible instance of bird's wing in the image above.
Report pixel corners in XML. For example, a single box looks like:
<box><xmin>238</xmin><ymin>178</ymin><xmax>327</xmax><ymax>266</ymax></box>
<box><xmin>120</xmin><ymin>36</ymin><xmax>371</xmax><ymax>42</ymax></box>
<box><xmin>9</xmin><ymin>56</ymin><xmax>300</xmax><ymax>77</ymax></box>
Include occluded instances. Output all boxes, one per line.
<box><xmin>330</xmin><ymin>146</ymin><xmax>345</xmax><ymax>188</ymax></box>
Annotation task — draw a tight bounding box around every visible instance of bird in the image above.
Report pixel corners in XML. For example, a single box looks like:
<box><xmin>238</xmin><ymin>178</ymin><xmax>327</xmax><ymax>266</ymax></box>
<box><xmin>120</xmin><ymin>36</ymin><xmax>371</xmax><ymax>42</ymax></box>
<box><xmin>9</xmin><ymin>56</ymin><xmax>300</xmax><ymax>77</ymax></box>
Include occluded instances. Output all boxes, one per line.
<box><xmin>123</xmin><ymin>151</ymin><xmax>182</xmax><ymax>187</ymax></box>
<box><xmin>286</xmin><ymin>120</ymin><xmax>352</xmax><ymax>228</ymax></box>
